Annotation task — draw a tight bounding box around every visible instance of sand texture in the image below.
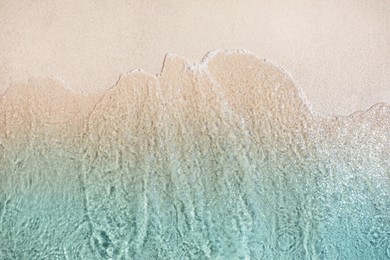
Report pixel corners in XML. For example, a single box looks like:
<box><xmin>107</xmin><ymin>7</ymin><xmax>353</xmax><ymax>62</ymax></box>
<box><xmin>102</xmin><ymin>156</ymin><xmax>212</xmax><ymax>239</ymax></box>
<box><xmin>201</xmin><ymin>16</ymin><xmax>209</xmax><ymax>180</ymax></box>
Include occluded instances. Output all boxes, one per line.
<box><xmin>1</xmin><ymin>0</ymin><xmax>390</xmax><ymax>115</ymax></box>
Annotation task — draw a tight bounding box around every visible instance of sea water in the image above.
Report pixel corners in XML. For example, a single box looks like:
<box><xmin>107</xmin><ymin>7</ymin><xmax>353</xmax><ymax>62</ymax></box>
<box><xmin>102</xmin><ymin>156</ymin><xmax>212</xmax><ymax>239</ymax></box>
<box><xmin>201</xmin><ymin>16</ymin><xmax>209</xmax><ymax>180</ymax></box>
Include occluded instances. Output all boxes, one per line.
<box><xmin>0</xmin><ymin>50</ymin><xmax>389</xmax><ymax>259</ymax></box>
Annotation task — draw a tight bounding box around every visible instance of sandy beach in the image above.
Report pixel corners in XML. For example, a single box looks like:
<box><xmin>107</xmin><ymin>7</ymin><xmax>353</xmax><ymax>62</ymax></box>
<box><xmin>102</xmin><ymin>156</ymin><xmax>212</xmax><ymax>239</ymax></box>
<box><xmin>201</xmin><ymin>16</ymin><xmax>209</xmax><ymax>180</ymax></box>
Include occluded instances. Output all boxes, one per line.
<box><xmin>0</xmin><ymin>0</ymin><xmax>389</xmax><ymax>115</ymax></box>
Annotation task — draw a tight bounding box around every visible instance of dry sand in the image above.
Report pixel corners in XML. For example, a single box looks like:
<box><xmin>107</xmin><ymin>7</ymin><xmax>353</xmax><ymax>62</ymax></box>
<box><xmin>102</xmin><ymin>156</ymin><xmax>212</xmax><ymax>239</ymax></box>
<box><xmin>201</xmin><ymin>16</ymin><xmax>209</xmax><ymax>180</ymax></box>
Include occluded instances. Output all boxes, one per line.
<box><xmin>0</xmin><ymin>0</ymin><xmax>389</xmax><ymax>115</ymax></box>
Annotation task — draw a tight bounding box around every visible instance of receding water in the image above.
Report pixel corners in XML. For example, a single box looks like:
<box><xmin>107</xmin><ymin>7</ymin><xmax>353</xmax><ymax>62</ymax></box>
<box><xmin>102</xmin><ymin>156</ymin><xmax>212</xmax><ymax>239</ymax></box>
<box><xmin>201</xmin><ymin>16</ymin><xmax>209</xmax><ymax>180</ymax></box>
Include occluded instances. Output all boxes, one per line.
<box><xmin>0</xmin><ymin>51</ymin><xmax>389</xmax><ymax>259</ymax></box>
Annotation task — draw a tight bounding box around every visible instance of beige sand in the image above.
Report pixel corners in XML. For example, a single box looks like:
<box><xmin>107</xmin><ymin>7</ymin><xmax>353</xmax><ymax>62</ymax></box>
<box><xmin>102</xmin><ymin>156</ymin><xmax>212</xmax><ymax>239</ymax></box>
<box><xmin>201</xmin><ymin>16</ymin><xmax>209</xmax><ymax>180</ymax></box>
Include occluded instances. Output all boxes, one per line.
<box><xmin>0</xmin><ymin>0</ymin><xmax>389</xmax><ymax>115</ymax></box>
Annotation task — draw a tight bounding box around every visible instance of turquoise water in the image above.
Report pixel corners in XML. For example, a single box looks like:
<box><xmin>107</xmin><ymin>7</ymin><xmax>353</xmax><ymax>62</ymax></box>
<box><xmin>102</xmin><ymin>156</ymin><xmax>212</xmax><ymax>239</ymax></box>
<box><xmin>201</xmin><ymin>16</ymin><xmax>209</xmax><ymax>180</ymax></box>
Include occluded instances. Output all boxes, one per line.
<box><xmin>0</xmin><ymin>51</ymin><xmax>389</xmax><ymax>259</ymax></box>
<box><xmin>1</xmin><ymin>131</ymin><xmax>389</xmax><ymax>259</ymax></box>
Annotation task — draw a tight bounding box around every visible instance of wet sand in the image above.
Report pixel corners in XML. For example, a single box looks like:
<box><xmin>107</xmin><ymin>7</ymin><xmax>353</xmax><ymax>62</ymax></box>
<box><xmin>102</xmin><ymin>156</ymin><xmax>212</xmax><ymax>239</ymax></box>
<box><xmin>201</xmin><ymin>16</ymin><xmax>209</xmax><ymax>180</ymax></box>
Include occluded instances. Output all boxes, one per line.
<box><xmin>1</xmin><ymin>0</ymin><xmax>389</xmax><ymax>115</ymax></box>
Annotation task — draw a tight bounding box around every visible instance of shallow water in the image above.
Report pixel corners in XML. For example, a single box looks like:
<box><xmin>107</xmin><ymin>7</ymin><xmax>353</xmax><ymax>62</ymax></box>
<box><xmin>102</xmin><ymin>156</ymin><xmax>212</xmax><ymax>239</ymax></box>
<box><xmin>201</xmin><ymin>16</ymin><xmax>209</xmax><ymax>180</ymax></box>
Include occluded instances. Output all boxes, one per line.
<box><xmin>0</xmin><ymin>51</ymin><xmax>389</xmax><ymax>259</ymax></box>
